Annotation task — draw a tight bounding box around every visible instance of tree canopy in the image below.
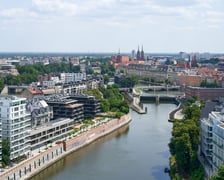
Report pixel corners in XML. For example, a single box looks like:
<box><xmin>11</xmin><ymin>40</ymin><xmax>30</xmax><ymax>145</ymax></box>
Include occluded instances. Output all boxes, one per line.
<box><xmin>84</xmin><ymin>85</ymin><xmax>129</xmax><ymax>114</ymax></box>
<box><xmin>169</xmin><ymin>97</ymin><xmax>205</xmax><ymax>179</ymax></box>
<box><xmin>210</xmin><ymin>166</ymin><xmax>224</xmax><ymax>180</ymax></box>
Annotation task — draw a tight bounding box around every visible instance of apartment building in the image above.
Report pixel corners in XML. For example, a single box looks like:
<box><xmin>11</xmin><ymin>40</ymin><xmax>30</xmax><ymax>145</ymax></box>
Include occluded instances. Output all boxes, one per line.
<box><xmin>126</xmin><ymin>64</ymin><xmax>178</xmax><ymax>82</ymax></box>
<box><xmin>26</xmin><ymin>98</ymin><xmax>53</xmax><ymax>128</ymax></box>
<box><xmin>29</xmin><ymin>118</ymin><xmax>74</xmax><ymax>151</ymax></box>
<box><xmin>62</xmin><ymin>83</ymin><xmax>87</xmax><ymax>95</ymax></box>
<box><xmin>0</xmin><ymin>95</ymin><xmax>31</xmax><ymax>160</ymax></box>
<box><xmin>71</xmin><ymin>95</ymin><xmax>101</xmax><ymax>119</ymax></box>
<box><xmin>44</xmin><ymin>95</ymin><xmax>84</xmax><ymax>122</ymax></box>
<box><xmin>60</xmin><ymin>73</ymin><xmax>86</xmax><ymax>84</ymax></box>
<box><xmin>200</xmin><ymin>105</ymin><xmax>224</xmax><ymax>176</ymax></box>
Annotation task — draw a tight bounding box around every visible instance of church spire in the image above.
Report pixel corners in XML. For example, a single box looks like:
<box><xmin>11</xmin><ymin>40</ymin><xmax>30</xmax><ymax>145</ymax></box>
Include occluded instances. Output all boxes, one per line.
<box><xmin>141</xmin><ymin>45</ymin><xmax>144</xmax><ymax>60</ymax></box>
<box><xmin>137</xmin><ymin>45</ymin><xmax>141</xmax><ymax>60</ymax></box>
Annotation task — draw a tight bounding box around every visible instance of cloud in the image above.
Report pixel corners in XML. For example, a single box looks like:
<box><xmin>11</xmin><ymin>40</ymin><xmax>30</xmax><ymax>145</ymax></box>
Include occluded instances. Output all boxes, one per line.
<box><xmin>0</xmin><ymin>8</ymin><xmax>27</xmax><ymax>19</ymax></box>
<box><xmin>0</xmin><ymin>0</ymin><xmax>224</xmax><ymax>28</ymax></box>
<box><xmin>32</xmin><ymin>0</ymin><xmax>78</xmax><ymax>16</ymax></box>
<box><xmin>0</xmin><ymin>8</ymin><xmax>40</xmax><ymax>22</ymax></box>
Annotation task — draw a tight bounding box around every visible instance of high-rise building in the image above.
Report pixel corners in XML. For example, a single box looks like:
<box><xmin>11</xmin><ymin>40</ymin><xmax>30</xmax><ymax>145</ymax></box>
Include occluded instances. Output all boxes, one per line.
<box><xmin>131</xmin><ymin>50</ymin><xmax>135</xmax><ymax>60</ymax></box>
<box><xmin>0</xmin><ymin>95</ymin><xmax>31</xmax><ymax>160</ymax></box>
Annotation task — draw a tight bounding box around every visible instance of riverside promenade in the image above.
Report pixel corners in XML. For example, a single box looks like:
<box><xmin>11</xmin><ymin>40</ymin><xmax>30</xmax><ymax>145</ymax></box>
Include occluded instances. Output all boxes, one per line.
<box><xmin>0</xmin><ymin>115</ymin><xmax>131</xmax><ymax>180</ymax></box>
<box><xmin>168</xmin><ymin>97</ymin><xmax>185</xmax><ymax>122</ymax></box>
<box><xmin>128</xmin><ymin>88</ymin><xmax>146</xmax><ymax>114</ymax></box>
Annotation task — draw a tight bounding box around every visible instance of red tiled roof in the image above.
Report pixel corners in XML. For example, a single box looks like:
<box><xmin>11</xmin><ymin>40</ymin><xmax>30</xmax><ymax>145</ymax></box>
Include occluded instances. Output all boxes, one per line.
<box><xmin>28</xmin><ymin>88</ymin><xmax>43</xmax><ymax>95</ymax></box>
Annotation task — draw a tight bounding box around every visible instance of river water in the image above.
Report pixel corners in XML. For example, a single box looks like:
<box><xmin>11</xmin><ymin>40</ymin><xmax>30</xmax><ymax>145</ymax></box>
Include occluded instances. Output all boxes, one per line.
<box><xmin>30</xmin><ymin>103</ymin><xmax>176</xmax><ymax>180</ymax></box>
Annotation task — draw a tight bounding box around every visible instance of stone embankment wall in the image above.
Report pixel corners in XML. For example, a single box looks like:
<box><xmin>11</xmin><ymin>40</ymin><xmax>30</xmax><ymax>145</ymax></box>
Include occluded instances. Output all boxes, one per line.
<box><xmin>0</xmin><ymin>144</ymin><xmax>64</xmax><ymax>180</ymax></box>
<box><xmin>0</xmin><ymin>115</ymin><xmax>131</xmax><ymax>180</ymax></box>
<box><xmin>65</xmin><ymin>115</ymin><xmax>131</xmax><ymax>152</ymax></box>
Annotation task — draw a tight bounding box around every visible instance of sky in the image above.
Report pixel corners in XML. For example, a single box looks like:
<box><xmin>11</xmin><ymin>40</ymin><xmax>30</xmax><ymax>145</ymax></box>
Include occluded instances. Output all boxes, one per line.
<box><xmin>0</xmin><ymin>0</ymin><xmax>224</xmax><ymax>53</ymax></box>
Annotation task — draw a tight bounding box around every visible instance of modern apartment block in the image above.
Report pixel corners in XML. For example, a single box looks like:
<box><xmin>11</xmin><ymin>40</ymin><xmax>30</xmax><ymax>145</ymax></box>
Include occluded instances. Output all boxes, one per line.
<box><xmin>71</xmin><ymin>95</ymin><xmax>101</xmax><ymax>119</ymax></box>
<box><xmin>200</xmin><ymin>107</ymin><xmax>224</xmax><ymax>176</ymax></box>
<box><xmin>0</xmin><ymin>95</ymin><xmax>31</xmax><ymax>160</ymax></box>
<box><xmin>29</xmin><ymin>118</ymin><xmax>74</xmax><ymax>151</ymax></box>
<box><xmin>44</xmin><ymin>95</ymin><xmax>84</xmax><ymax>122</ymax></box>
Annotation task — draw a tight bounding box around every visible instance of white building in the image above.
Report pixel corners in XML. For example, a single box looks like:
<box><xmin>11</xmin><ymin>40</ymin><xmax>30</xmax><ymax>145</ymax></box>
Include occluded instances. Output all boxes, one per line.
<box><xmin>42</xmin><ymin>76</ymin><xmax>60</xmax><ymax>88</ymax></box>
<box><xmin>0</xmin><ymin>95</ymin><xmax>31</xmax><ymax>160</ymax></box>
<box><xmin>60</xmin><ymin>73</ymin><xmax>86</xmax><ymax>84</ymax></box>
<box><xmin>200</xmin><ymin>53</ymin><xmax>211</xmax><ymax>60</ymax></box>
<box><xmin>200</xmin><ymin>110</ymin><xmax>224</xmax><ymax>176</ymax></box>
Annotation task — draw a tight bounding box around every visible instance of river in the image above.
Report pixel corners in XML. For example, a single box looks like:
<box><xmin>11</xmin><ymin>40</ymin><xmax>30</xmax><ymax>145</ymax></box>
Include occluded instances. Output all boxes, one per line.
<box><xmin>30</xmin><ymin>103</ymin><xmax>176</xmax><ymax>180</ymax></box>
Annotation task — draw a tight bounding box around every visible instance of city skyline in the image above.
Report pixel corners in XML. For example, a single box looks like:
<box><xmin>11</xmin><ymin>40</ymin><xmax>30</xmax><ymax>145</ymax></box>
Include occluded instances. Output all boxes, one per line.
<box><xmin>0</xmin><ymin>0</ymin><xmax>224</xmax><ymax>53</ymax></box>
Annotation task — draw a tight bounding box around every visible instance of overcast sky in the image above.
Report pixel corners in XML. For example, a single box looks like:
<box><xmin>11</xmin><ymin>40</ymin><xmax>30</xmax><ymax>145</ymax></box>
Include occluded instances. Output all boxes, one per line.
<box><xmin>0</xmin><ymin>0</ymin><xmax>224</xmax><ymax>53</ymax></box>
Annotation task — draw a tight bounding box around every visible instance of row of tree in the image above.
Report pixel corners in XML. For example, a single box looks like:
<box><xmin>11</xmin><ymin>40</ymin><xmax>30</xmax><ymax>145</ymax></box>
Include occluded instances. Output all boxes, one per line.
<box><xmin>169</xmin><ymin>97</ymin><xmax>205</xmax><ymax>179</ymax></box>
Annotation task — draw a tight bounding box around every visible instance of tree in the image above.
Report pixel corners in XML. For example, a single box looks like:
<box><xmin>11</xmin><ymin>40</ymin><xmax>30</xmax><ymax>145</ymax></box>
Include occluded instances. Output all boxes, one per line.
<box><xmin>0</xmin><ymin>77</ymin><xmax>5</xmax><ymax>92</ymax></box>
<box><xmin>210</xmin><ymin>166</ymin><xmax>224</xmax><ymax>180</ymax></box>
<box><xmin>101</xmin><ymin>99</ymin><xmax>110</xmax><ymax>112</ymax></box>
<box><xmin>174</xmin><ymin>133</ymin><xmax>193</xmax><ymax>173</ymax></box>
<box><xmin>2</xmin><ymin>139</ymin><xmax>10</xmax><ymax>167</ymax></box>
<box><xmin>103</xmin><ymin>75</ymin><xmax>109</xmax><ymax>84</ymax></box>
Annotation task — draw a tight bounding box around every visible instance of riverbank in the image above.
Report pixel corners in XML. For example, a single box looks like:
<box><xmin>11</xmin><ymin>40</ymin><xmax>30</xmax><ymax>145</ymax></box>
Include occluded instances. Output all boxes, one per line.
<box><xmin>123</xmin><ymin>89</ymin><xmax>146</xmax><ymax>114</ymax></box>
<box><xmin>0</xmin><ymin>115</ymin><xmax>131</xmax><ymax>180</ymax></box>
<box><xmin>30</xmin><ymin>103</ymin><xmax>175</xmax><ymax>180</ymax></box>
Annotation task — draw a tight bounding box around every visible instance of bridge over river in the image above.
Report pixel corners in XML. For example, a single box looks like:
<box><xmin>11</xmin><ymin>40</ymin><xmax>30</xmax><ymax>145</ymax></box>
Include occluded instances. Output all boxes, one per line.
<box><xmin>140</xmin><ymin>94</ymin><xmax>180</xmax><ymax>104</ymax></box>
<box><xmin>136</xmin><ymin>85</ymin><xmax>181</xmax><ymax>92</ymax></box>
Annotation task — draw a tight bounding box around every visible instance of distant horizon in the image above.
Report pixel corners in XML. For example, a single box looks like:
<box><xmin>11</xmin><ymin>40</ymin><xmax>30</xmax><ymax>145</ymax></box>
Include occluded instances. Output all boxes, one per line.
<box><xmin>0</xmin><ymin>51</ymin><xmax>223</xmax><ymax>55</ymax></box>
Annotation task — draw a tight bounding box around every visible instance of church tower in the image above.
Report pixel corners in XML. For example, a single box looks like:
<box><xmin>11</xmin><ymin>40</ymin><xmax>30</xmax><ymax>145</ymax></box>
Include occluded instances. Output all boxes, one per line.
<box><xmin>141</xmin><ymin>45</ymin><xmax>145</xmax><ymax>60</ymax></box>
<box><xmin>136</xmin><ymin>45</ymin><xmax>141</xmax><ymax>60</ymax></box>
